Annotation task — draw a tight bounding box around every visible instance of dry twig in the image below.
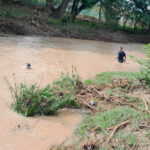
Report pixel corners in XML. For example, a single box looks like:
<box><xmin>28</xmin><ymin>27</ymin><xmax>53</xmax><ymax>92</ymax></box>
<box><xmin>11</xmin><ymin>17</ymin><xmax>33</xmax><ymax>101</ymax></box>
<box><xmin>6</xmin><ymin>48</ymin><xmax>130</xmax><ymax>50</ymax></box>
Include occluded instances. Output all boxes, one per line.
<box><xmin>94</xmin><ymin>89</ymin><xmax>108</xmax><ymax>99</ymax></box>
<box><xmin>105</xmin><ymin>120</ymin><xmax>129</xmax><ymax>145</ymax></box>
<box><xmin>141</xmin><ymin>98</ymin><xmax>149</xmax><ymax>112</ymax></box>
<box><xmin>78</xmin><ymin>98</ymin><xmax>96</xmax><ymax>110</ymax></box>
<box><xmin>130</xmin><ymin>104</ymin><xmax>150</xmax><ymax>115</ymax></box>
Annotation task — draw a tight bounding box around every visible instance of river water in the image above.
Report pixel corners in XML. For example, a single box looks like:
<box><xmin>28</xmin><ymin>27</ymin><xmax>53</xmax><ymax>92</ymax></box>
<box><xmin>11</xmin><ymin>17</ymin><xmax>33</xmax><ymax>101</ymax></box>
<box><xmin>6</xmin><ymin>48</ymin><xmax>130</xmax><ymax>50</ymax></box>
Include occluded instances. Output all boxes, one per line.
<box><xmin>0</xmin><ymin>36</ymin><xmax>145</xmax><ymax>150</ymax></box>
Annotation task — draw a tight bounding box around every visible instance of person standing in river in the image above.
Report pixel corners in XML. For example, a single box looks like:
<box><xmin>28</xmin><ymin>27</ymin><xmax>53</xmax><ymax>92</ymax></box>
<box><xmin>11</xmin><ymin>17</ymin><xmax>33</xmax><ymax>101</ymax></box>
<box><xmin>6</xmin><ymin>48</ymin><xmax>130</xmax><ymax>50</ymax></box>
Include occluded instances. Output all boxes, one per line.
<box><xmin>114</xmin><ymin>47</ymin><xmax>126</xmax><ymax>63</ymax></box>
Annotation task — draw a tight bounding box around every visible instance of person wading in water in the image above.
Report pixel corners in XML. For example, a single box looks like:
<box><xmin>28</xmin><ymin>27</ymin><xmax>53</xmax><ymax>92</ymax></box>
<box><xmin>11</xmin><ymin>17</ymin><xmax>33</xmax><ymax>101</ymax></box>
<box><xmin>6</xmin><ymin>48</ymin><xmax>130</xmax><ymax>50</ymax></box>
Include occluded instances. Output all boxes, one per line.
<box><xmin>114</xmin><ymin>47</ymin><xmax>126</xmax><ymax>63</ymax></box>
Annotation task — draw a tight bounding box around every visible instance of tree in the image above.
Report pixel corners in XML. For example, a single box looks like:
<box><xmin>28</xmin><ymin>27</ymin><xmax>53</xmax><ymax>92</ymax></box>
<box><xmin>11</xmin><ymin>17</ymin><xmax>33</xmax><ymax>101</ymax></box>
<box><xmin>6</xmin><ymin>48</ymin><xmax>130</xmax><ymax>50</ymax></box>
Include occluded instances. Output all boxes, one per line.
<box><xmin>100</xmin><ymin>0</ymin><xmax>125</xmax><ymax>25</ymax></box>
<box><xmin>71</xmin><ymin>0</ymin><xmax>99</xmax><ymax>22</ymax></box>
<box><xmin>46</xmin><ymin>0</ymin><xmax>71</xmax><ymax>19</ymax></box>
<box><xmin>99</xmin><ymin>0</ymin><xmax>150</xmax><ymax>30</ymax></box>
<box><xmin>132</xmin><ymin>0</ymin><xmax>150</xmax><ymax>30</ymax></box>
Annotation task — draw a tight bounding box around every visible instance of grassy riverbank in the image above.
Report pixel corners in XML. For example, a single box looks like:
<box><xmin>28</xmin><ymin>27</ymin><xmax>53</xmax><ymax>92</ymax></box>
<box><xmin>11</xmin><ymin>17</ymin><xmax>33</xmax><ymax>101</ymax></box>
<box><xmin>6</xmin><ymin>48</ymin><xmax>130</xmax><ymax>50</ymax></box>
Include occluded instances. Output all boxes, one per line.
<box><xmin>50</xmin><ymin>70</ymin><xmax>150</xmax><ymax>150</ymax></box>
<box><xmin>0</xmin><ymin>5</ymin><xmax>150</xmax><ymax>43</ymax></box>
<box><xmin>8</xmin><ymin>70</ymin><xmax>150</xmax><ymax>149</ymax></box>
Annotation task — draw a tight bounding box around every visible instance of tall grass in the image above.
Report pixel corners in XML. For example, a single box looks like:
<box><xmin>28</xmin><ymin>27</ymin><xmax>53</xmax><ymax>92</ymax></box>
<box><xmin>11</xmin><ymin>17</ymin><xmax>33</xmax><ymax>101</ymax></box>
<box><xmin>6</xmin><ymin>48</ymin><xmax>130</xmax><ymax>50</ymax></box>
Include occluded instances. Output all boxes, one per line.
<box><xmin>84</xmin><ymin>71</ymin><xmax>140</xmax><ymax>85</ymax></box>
<box><xmin>76</xmin><ymin>107</ymin><xmax>149</xmax><ymax>137</ymax></box>
<box><xmin>6</xmin><ymin>68</ymin><xmax>80</xmax><ymax>117</ymax></box>
<box><xmin>12</xmin><ymin>84</ymin><xmax>78</xmax><ymax>117</ymax></box>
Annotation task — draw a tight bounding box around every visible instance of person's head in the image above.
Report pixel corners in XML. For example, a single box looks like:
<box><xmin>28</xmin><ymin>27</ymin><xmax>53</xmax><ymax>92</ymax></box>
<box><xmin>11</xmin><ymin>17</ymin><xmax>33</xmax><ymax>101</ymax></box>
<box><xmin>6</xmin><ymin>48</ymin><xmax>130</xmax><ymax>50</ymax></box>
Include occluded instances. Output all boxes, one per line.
<box><xmin>119</xmin><ymin>47</ymin><xmax>123</xmax><ymax>51</ymax></box>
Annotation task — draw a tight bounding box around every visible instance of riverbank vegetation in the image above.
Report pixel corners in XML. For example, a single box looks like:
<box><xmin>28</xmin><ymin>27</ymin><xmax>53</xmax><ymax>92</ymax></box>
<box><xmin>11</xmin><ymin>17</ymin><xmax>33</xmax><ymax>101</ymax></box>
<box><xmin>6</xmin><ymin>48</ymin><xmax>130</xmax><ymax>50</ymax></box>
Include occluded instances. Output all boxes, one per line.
<box><xmin>6</xmin><ymin>67</ymin><xmax>79</xmax><ymax>116</ymax></box>
<box><xmin>0</xmin><ymin>0</ymin><xmax>150</xmax><ymax>43</ymax></box>
<box><xmin>0</xmin><ymin>0</ymin><xmax>150</xmax><ymax>32</ymax></box>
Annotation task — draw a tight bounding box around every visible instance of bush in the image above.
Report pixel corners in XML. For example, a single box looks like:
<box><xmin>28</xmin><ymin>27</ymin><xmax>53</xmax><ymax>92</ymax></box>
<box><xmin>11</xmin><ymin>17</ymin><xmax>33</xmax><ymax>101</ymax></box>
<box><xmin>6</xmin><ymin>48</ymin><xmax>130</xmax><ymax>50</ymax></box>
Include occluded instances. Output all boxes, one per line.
<box><xmin>12</xmin><ymin>84</ymin><xmax>78</xmax><ymax>117</ymax></box>
<box><xmin>6</xmin><ymin>69</ymin><xmax>80</xmax><ymax>117</ymax></box>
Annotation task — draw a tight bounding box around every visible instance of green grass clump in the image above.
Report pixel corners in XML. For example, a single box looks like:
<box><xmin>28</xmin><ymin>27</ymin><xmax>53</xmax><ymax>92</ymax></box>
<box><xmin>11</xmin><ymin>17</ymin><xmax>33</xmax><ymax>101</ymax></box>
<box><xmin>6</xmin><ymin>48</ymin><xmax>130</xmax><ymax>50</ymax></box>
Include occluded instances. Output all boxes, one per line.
<box><xmin>8</xmin><ymin>69</ymin><xmax>80</xmax><ymax>117</ymax></box>
<box><xmin>119</xmin><ymin>94</ymin><xmax>140</xmax><ymax>103</ymax></box>
<box><xmin>53</xmin><ymin>66</ymin><xmax>80</xmax><ymax>93</ymax></box>
<box><xmin>115</xmin><ymin>132</ymin><xmax>138</xmax><ymax>148</ymax></box>
<box><xmin>77</xmin><ymin>107</ymin><xmax>131</xmax><ymax>136</ymax></box>
<box><xmin>84</xmin><ymin>71</ymin><xmax>140</xmax><ymax>85</ymax></box>
<box><xmin>76</xmin><ymin>107</ymin><xmax>149</xmax><ymax>137</ymax></box>
<box><xmin>12</xmin><ymin>84</ymin><xmax>77</xmax><ymax>117</ymax></box>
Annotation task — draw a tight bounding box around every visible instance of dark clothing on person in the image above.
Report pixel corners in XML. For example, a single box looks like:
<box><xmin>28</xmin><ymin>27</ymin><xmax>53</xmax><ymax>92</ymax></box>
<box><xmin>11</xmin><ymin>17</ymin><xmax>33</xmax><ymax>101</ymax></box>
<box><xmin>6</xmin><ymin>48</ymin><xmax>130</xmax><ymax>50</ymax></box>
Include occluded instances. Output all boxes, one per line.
<box><xmin>118</xmin><ymin>51</ymin><xmax>126</xmax><ymax>63</ymax></box>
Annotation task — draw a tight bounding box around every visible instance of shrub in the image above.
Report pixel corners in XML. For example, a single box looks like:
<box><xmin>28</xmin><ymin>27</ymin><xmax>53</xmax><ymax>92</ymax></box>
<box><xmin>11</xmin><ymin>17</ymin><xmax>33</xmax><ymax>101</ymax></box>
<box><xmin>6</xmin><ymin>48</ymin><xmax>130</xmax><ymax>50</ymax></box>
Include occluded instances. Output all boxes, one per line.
<box><xmin>6</xmin><ymin>68</ymin><xmax>80</xmax><ymax>117</ymax></box>
<box><xmin>11</xmin><ymin>84</ymin><xmax>78</xmax><ymax>117</ymax></box>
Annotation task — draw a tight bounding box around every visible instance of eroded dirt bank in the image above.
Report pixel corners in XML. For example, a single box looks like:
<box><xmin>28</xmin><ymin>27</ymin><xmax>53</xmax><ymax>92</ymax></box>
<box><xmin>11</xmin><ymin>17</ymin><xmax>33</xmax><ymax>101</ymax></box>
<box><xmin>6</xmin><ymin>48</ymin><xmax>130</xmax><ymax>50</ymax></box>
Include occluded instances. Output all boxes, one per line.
<box><xmin>0</xmin><ymin>17</ymin><xmax>150</xmax><ymax>43</ymax></box>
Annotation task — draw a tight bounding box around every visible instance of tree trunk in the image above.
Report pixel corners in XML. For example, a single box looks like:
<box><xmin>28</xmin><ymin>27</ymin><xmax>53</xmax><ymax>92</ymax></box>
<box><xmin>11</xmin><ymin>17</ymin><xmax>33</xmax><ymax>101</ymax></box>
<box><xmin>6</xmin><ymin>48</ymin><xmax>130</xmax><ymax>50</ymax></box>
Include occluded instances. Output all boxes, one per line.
<box><xmin>99</xmin><ymin>2</ymin><xmax>102</xmax><ymax>21</ymax></box>
<box><xmin>50</xmin><ymin>0</ymin><xmax>70</xmax><ymax>19</ymax></box>
<box><xmin>123</xmin><ymin>16</ymin><xmax>129</xmax><ymax>27</ymax></box>
<box><xmin>71</xmin><ymin>0</ymin><xmax>80</xmax><ymax>22</ymax></box>
<box><xmin>46</xmin><ymin>0</ymin><xmax>50</xmax><ymax>8</ymax></box>
<box><xmin>71</xmin><ymin>0</ymin><xmax>86</xmax><ymax>22</ymax></box>
<box><xmin>48</xmin><ymin>0</ymin><xmax>70</xmax><ymax>19</ymax></box>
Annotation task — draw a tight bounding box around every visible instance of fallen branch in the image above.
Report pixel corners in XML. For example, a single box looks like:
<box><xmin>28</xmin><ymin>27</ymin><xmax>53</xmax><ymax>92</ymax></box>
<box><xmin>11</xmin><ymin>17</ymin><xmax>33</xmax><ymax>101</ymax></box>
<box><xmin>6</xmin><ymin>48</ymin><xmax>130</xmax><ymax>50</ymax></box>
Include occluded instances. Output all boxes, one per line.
<box><xmin>78</xmin><ymin>98</ymin><xmax>96</xmax><ymax>110</ymax></box>
<box><xmin>82</xmin><ymin>101</ymin><xmax>96</xmax><ymax>110</ymax></box>
<box><xmin>141</xmin><ymin>98</ymin><xmax>149</xmax><ymax>112</ymax></box>
<box><xmin>105</xmin><ymin>120</ymin><xmax>129</xmax><ymax>145</ymax></box>
<box><xmin>119</xmin><ymin>102</ymin><xmax>150</xmax><ymax>115</ymax></box>
<box><xmin>94</xmin><ymin>89</ymin><xmax>108</xmax><ymax>99</ymax></box>
<box><xmin>130</xmin><ymin>104</ymin><xmax>150</xmax><ymax>115</ymax></box>
<box><xmin>139</xmin><ymin>125</ymin><xmax>150</xmax><ymax>129</ymax></box>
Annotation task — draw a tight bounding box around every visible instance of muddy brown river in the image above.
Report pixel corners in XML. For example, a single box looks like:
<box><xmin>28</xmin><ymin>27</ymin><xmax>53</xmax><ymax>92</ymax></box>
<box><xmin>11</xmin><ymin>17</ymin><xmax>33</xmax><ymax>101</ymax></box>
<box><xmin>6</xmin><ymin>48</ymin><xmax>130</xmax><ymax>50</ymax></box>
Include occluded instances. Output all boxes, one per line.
<box><xmin>0</xmin><ymin>36</ymin><xmax>145</xmax><ymax>150</ymax></box>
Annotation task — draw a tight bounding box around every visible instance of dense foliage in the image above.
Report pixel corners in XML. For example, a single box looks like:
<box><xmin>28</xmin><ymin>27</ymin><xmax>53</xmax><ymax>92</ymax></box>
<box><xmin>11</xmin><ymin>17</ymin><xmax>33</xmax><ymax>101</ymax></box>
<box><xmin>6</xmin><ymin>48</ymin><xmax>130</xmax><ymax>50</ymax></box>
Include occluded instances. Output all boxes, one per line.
<box><xmin>99</xmin><ymin>0</ymin><xmax>150</xmax><ymax>30</ymax></box>
<box><xmin>0</xmin><ymin>0</ymin><xmax>150</xmax><ymax>30</ymax></box>
<box><xmin>71</xmin><ymin>0</ymin><xmax>99</xmax><ymax>21</ymax></box>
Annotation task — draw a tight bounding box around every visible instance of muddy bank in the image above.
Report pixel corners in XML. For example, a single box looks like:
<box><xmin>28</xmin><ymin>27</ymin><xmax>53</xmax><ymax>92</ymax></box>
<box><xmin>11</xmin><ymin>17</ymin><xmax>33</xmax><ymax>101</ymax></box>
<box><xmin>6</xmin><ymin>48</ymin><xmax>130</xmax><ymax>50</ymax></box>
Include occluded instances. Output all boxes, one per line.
<box><xmin>0</xmin><ymin>17</ymin><xmax>150</xmax><ymax>43</ymax></box>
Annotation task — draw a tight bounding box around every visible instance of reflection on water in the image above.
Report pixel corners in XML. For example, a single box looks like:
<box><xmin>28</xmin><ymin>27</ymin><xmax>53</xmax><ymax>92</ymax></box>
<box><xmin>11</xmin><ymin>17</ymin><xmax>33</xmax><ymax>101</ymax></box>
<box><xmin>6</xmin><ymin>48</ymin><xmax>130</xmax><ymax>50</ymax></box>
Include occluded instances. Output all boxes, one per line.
<box><xmin>0</xmin><ymin>36</ymin><xmax>144</xmax><ymax>150</ymax></box>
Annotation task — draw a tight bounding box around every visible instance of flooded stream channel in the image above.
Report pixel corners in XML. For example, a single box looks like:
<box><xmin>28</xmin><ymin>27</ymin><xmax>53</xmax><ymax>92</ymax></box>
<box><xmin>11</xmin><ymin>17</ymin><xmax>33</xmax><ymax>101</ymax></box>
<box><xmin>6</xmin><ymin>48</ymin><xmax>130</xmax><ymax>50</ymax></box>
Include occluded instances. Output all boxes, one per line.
<box><xmin>0</xmin><ymin>36</ymin><xmax>144</xmax><ymax>150</ymax></box>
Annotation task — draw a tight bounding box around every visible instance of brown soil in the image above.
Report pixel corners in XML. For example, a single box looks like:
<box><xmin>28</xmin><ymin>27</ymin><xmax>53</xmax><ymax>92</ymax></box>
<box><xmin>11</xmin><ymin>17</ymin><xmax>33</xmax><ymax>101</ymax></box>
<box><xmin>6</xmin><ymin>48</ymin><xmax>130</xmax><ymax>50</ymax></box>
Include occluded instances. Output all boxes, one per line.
<box><xmin>0</xmin><ymin>16</ymin><xmax>150</xmax><ymax>43</ymax></box>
